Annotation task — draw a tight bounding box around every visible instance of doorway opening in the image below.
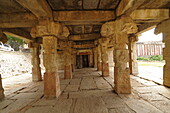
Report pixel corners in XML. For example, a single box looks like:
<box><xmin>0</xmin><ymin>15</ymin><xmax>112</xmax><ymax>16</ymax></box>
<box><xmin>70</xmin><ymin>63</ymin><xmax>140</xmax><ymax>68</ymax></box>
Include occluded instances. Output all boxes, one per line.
<box><xmin>82</xmin><ymin>55</ymin><xmax>89</xmax><ymax>68</ymax></box>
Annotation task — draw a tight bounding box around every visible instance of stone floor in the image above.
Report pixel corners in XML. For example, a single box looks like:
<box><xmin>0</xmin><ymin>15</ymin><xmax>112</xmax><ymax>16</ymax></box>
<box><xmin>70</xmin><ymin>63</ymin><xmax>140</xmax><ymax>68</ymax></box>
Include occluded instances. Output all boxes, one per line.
<box><xmin>1</xmin><ymin>68</ymin><xmax>170</xmax><ymax>113</ymax></box>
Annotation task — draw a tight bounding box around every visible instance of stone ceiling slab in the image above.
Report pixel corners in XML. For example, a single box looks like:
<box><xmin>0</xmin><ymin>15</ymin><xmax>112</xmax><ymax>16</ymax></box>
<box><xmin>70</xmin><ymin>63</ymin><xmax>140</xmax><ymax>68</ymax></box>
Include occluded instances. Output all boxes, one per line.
<box><xmin>0</xmin><ymin>0</ymin><xmax>28</xmax><ymax>13</ymax></box>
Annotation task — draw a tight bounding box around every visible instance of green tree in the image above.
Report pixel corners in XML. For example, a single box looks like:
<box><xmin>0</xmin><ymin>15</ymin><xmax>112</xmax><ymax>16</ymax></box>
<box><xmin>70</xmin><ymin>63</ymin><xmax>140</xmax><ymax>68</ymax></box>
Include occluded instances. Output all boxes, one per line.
<box><xmin>6</xmin><ymin>35</ymin><xmax>25</xmax><ymax>51</ymax></box>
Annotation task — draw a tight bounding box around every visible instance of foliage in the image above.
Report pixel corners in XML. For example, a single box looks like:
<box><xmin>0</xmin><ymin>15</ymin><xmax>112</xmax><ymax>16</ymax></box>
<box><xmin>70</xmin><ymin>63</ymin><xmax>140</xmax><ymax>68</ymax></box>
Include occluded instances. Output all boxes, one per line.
<box><xmin>137</xmin><ymin>55</ymin><xmax>163</xmax><ymax>61</ymax></box>
<box><xmin>6</xmin><ymin>35</ymin><xmax>25</xmax><ymax>51</ymax></box>
<box><xmin>149</xmin><ymin>55</ymin><xmax>163</xmax><ymax>61</ymax></box>
<box><xmin>137</xmin><ymin>57</ymin><xmax>149</xmax><ymax>61</ymax></box>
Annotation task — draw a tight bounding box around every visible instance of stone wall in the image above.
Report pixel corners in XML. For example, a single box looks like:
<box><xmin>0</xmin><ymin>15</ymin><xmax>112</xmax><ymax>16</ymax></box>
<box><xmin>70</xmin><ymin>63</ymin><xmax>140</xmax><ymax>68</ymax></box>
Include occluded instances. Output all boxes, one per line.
<box><xmin>0</xmin><ymin>51</ymin><xmax>65</xmax><ymax>79</ymax></box>
<box><xmin>0</xmin><ymin>51</ymin><xmax>32</xmax><ymax>79</ymax></box>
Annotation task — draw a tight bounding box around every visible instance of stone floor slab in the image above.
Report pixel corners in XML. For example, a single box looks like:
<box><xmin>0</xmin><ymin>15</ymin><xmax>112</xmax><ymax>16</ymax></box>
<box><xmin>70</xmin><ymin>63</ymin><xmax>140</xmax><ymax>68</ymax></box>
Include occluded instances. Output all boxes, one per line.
<box><xmin>74</xmin><ymin>97</ymin><xmax>108</xmax><ymax>113</ymax></box>
<box><xmin>94</xmin><ymin>77</ymin><xmax>112</xmax><ymax>89</ymax></box>
<box><xmin>125</xmin><ymin>99</ymin><xmax>163</xmax><ymax>113</ymax></box>
<box><xmin>80</xmin><ymin>77</ymin><xmax>97</xmax><ymax>90</ymax></box>
<box><xmin>65</xmin><ymin>85</ymin><xmax>79</xmax><ymax>92</ymax></box>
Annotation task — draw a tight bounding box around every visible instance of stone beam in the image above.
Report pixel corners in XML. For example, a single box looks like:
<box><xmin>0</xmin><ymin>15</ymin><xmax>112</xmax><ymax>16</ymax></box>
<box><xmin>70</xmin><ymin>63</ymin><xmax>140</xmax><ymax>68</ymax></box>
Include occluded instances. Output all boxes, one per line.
<box><xmin>2</xmin><ymin>29</ymin><xmax>33</xmax><ymax>41</ymax></box>
<box><xmin>116</xmin><ymin>0</ymin><xmax>145</xmax><ymax>17</ymax></box>
<box><xmin>53</xmin><ymin>11</ymin><xmax>115</xmax><ymax>22</ymax></box>
<box><xmin>69</xmin><ymin>34</ymin><xmax>100</xmax><ymax>41</ymax></box>
<box><xmin>16</xmin><ymin>0</ymin><xmax>52</xmax><ymax>19</ymax></box>
<box><xmin>0</xmin><ymin>13</ymin><xmax>38</xmax><ymax>28</ymax></box>
<box><xmin>131</xmin><ymin>9</ymin><xmax>170</xmax><ymax>20</ymax></box>
<box><xmin>137</xmin><ymin>23</ymin><xmax>157</xmax><ymax>35</ymax></box>
<box><xmin>73</xmin><ymin>44</ymin><xmax>95</xmax><ymax>49</ymax></box>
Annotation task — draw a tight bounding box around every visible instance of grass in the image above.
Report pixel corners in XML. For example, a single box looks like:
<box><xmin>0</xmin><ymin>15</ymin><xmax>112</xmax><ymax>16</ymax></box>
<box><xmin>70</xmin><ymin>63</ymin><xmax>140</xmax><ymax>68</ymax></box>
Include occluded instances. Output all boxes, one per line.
<box><xmin>138</xmin><ymin>61</ymin><xmax>165</xmax><ymax>68</ymax></box>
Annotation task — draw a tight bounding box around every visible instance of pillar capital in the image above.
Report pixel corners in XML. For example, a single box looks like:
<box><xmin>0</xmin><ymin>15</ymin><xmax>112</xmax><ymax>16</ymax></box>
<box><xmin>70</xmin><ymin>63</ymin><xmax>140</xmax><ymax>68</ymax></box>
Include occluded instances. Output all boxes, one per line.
<box><xmin>101</xmin><ymin>15</ymin><xmax>138</xmax><ymax>38</ymax></box>
<box><xmin>31</xmin><ymin>19</ymin><xmax>69</xmax><ymax>38</ymax></box>
<box><xmin>129</xmin><ymin>34</ymin><xmax>139</xmax><ymax>42</ymax></box>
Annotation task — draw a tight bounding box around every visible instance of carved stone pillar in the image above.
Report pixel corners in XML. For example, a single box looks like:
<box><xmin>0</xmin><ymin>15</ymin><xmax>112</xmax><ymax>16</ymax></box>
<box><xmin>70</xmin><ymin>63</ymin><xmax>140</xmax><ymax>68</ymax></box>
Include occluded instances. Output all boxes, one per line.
<box><xmin>100</xmin><ymin>38</ymin><xmax>110</xmax><ymax>77</ymax></box>
<box><xmin>0</xmin><ymin>74</ymin><xmax>4</xmax><ymax>99</ymax></box>
<box><xmin>128</xmin><ymin>35</ymin><xmax>139</xmax><ymax>76</ymax></box>
<box><xmin>31</xmin><ymin>20</ymin><xmax>69</xmax><ymax>98</ymax></box>
<box><xmin>155</xmin><ymin>19</ymin><xmax>170</xmax><ymax>87</ymax></box>
<box><xmin>101</xmin><ymin>15</ymin><xmax>138</xmax><ymax>94</ymax></box>
<box><xmin>97</xmin><ymin>44</ymin><xmax>102</xmax><ymax>71</ymax></box>
<box><xmin>43</xmin><ymin>36</ymin><xmax>60</xmax><ymax>98</ymax></box>
<box><xmin>93</xmin><ymin>48</ymin><xmax>98</xmax><ymax>68</ymax></box>
<box><xmin>71</xmin><ymin>51</ymin><xmax>75</xmax><ymax>72</ymax></box>
<box><xmin>29</xmin><ymin>43</ymin><xmax>42</xmax><ymax>81</ymax></box>
<box><xmin>64</xmin><ymin>42</ymin><xmax>72</xmax><ymax>79</ymax></box>
<box><xmin>89</xmin><ymin>54</ymin><xmax>93</xmax><ymax>67</ymax></box>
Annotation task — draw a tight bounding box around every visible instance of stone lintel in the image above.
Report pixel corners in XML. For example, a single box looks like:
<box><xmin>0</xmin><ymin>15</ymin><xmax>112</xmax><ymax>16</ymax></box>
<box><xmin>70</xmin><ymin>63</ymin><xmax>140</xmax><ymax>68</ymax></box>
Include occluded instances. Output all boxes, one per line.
<box><xmin>16</xmin><ymin>0</ymin><xmax>52</xmax><ymax>19</ymax></box>
<box><xmin>53</xmin><ymin>11</ymin><xmax>115</xmax><ymax>22</ymax></box>
<box><xmin>116</xmin><ymin>0</ymin><xmax>145</xmax><ymax>16</ymax></box>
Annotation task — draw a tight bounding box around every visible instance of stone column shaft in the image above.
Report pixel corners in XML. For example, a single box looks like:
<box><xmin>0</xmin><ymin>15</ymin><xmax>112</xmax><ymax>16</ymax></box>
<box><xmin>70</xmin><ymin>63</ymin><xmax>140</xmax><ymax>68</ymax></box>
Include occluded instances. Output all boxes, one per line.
<box><xmin>163</xmin><ymin>33</ymin><xmax>170</xmax><ymax>87</ymax></box>
<box><xmin>101</xmin><ymin>43</ymin><xmax>109</xmax><ymax>77</ymax></box>
<box><xmin>71</xmin><ymin>53</ymin><xmax>75</xmax><ymax>72</ymax></box>
<box><xmin>97</xmin><ymin>45</ymin><xmax>102</xmax><ymax>71</ymax></box>
<box><xmin>101</xmin><ymin>15</ymin><xmax>138</xmax><ymax>94</ymax></box>
<box><xmin>43</xmin><ymin>36</ymin><xmax>60</xmax><ymax>98</ymax></box>
<box><xmin>89</xmin><ymin>54</ymin><xmax>93</xmax><ymax>67</ymax></box>
<box><xmin>93</xmin><ymin>48</ymin><xmax>98</xmax><ymax>68</ymax></box>
<box><xmin>128</xmin><ymin>36</ymin><xmax>139</xmax><ymax>75</ymax></box>
<box><xmin>0</xmin><ymin>74</ymin><xmax>4</xmax><ymax>99</ymax></box>
<box><xmin>30</xmin><ymin>44</ymin><xmax>42</xmax><ymax>81</ymax></box>
<box><xmin>64</xmin><ymin>46</ymin><xmax>72</xmax><ymax>79</ymax></box>
<box><xmin>155</xmin><ymin>19</ymin><xmax>170</xmax><ymax>87</ymax></box>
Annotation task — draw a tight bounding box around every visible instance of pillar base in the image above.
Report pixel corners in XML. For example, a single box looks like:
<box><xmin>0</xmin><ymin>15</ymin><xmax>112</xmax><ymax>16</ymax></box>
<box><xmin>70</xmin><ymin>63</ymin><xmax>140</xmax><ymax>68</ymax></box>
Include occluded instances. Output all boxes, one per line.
<box><xmin>114</xmin><ymin>67</ymin><xmax>131</xmax><ymax>94</ymax></box>
<box><xmin>0</xmin><ymin>89</ymin><xmax>4</xmax><ymax>99</ymax></box>
<box><xmin>163</xmin><ymin>66</ymin><xmax>170</xmax><ymax>87</ymax></box>
<box><xmin>44</xmin><ymin>72</ymin><xmax>61</xmax><ymax>98</ymax></box>
<box><xmin>97</xmin><ymin>62</ymin><xmax>102</xmax><ymax>71</ymax></box>
<box><xmin>64</xmin><ymin>65</ymin><xmax>72</xmax><ymax>79</ymax></box>
<box><xmin>102</xmin><ymin>63</ymin><xmax>109</xmax><ymax>77</ymax></box>
<box><xmin>71</xmin><ymin>64</ymin><xmax>75</xmax><ymax>72</ymax></box>
<box><xmin>32</xmin><ymin>67</ymin><xmax>42</xmax><ymax>82</ymax></box>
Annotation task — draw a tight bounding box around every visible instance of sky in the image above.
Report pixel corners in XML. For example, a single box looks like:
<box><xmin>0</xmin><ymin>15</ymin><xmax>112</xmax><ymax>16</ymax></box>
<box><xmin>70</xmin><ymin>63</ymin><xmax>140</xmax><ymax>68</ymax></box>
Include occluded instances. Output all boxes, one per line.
<box><xmin>138</xmin><ymin>28</ymin><xmax>162</xmax><ymax>42</ymax></box>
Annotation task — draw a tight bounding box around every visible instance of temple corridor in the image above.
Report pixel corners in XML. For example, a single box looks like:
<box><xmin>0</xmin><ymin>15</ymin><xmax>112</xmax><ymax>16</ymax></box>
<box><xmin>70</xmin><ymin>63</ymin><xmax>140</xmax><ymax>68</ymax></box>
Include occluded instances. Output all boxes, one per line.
<box><xmin>0</xmin><ymin>68</ymin><xmax>170</xmax><ymax>113</ymax></box>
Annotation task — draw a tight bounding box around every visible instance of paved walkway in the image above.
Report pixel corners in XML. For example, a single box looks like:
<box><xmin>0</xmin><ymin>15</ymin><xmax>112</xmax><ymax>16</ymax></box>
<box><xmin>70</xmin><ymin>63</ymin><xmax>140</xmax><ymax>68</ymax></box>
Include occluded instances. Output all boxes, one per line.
<box><xmin>0</xmin><ymin>68</ymin><xmax>170</xmax><ymax>113</ymax></box>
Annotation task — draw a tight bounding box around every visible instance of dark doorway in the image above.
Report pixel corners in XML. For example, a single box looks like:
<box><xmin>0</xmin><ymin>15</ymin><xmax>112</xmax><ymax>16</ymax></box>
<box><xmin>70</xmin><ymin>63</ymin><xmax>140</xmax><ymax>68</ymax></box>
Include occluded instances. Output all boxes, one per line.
<box><xmin>82</xmin><ymin>55</ymin><xmax>89</xmax><ymax>68</ymax></box>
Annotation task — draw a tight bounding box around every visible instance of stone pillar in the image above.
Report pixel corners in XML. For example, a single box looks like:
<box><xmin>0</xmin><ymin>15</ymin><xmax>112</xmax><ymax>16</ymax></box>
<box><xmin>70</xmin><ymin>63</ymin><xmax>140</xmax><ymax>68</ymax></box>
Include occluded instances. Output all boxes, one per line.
<box><xmin>31</xmin><ymin>20</ymin><xmax>69</xmax><ymax>98</ymax></box>
<box><xmin>97</xmin><ymin>44</ymin><xmax>102</xmax><ymax>71</ymax></box>
<box><xmin>100</xmin><ymin>38</ymin><xmax>110</xmax><ymax>77</ymax></box>
<box><xmin>128</xmin><ymin>35</ymin><xmax>139</xmax><ymax>75</ymax></box>
<box><xmin>101</xmin><ymin>15</ymin><xmax>138</xmax><ymax>94</ymax></box>
<box><xmin>29</xmin><ymin>43</ymin><xmax>42</xmax><ymax>81</ymax></box>
<box><xmin>64</xmin><ymin>43</ymin><xmax>72</xmax><ymax>79</ymax></box>
<box><xmin>93</xmin><ymin>48</ymin><xmax>97</xmax><ymax>68</ymax></box>
<box><xmin>0</xmin><ymin>74</ymin><xmax>4</xmax><ymax>99</ymax></box>
<box><xmin>71</xmin><ymin>52</ymin><xmax>75</xmax><ymax>72</ymax></box>
<box><xmin>155</xmin><ymin>19</ymin><xmax>170</xmax><ymax>87</ymax></box>
<box><xmin>43</xmin><ymin>36</ymin><xmax>60</xmax><ymax>98</ymax></box>
<box><xmin>89</xmin><ymin>54</ymin><xmax>93</xmax><ymax>67</ymax></box>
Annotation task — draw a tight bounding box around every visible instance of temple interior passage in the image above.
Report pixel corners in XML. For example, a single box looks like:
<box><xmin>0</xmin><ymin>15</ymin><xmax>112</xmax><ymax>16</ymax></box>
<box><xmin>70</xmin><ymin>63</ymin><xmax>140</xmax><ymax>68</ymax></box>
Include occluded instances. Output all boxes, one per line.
<box><xmin>0</xmin><ymin>0</ymin><xmax>170</xmax><ymax>112</ymax></box>
<box><xmin>0</xmin><ymin>68</ymin><xmax>170</xmax><ymax>113</ymax></box>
